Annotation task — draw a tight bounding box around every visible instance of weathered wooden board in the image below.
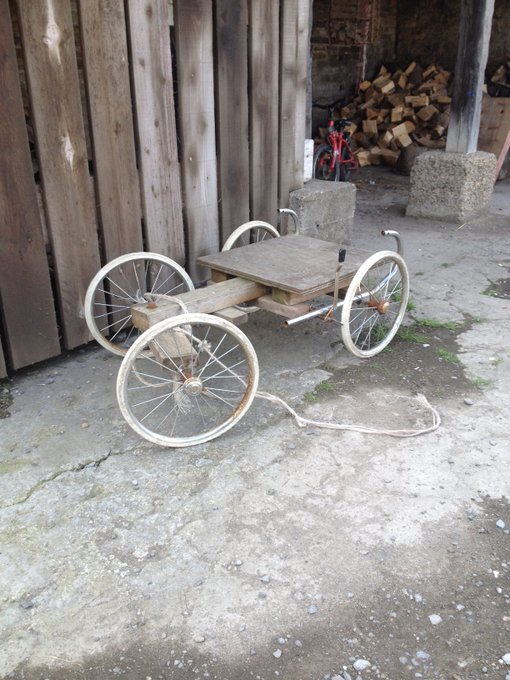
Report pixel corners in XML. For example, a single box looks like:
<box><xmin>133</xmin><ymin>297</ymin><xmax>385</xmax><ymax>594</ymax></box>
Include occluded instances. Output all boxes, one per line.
<box><xmin>0</xmin><ymin>1</ymin><xmax>60</xmax><ymax>371</ymax></box>
<box><xmin>249</xmin><ymin>1</ymin><xmax>279</xmax><ymax>224</ymax></box>
<box><xmin>79</xmin><ymin>0</ymin><xmax>143</xmax><ymax>260</ymax></box>
<box><xmin>174</xmin><ymin>0</ymin><xmax>219</xmax><ymax>280</ymax></box>
<box><xmin>131</xmin><ymin>278</ymin><xmax>268</xmax><ymax>330</ymax></box>
<box><xmin>478</xmin><ymin>96</ymin><xmax>510</xmax><ymax>180</ymax></box>
<box><xmin>197</xmin><ymin>235</ymin><xmax>363</xmax><ymax>294</ymax></box>
<box><xmin>215</xmin><ymin>0</ymin><xmax>250</xmax><ymax>243</ymax></box>
<box><xmin>279</xmin><ymin>0</ymin><xmax>311</xmax><ymax>234</ymax></box>
<box><xmin>18</xmin><ymin>1</ymin><xmax>100</xmax><ymax>350</ymax></box>
<box><xmin>126</xmin><ymin>0</ymin><xmax>185</xmax><ymax>262</ymax></box>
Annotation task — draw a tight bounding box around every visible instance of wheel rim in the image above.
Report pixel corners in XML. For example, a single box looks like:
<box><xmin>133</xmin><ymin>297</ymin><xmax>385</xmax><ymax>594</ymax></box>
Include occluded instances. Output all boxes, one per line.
<box><xmin>222</xmin><ymin>221</ymin><xmax>280</xmax><ymax>251</ymax></box>
<box><xmin>116</xmin><ymin>313</ymin><xmax>259</xmax><ymax>447</ymax></box>
<box><xmin>340</xmin><ymin>251</ymin><xmax>409</xmax><ymax>358</ymax></box>
<box><xmin>84</xmin><ymin>253</ymin><xmax>194</xmax><ymax>356</ymax></box>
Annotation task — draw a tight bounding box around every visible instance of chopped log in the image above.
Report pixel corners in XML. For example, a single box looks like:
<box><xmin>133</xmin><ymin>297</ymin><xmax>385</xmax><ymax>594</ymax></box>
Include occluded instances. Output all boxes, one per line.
<box><xmin>416</xmin><ymin>104</ymin><xmax>439</xmax><ymax>121</ymax></box>
<box><xmin>354</xmin><ymin>148</ymin><xmax>371</xmax><ymax>166</ymax></box>
<box><xmin>391</xmin><ymin>120</ymin><xmax>416</xmax><ymax>137</ymax></box>
<box><xmin>405</xmin><ymin>94</ymin><xmax>429</xmax><ymax>107</ymax></box>
<box><xmin>404</xmin><ymin>61</ymin><xmax>417</xmax><ymax>76</ymax></box>
<box><xmin>362</xmin><ymin>119</ymin><xmax>379</xmax><ymax>135</ymax></box>
<box><xmin>391</xmin><ymin>106</ymin><xmax>404</xmax><ymax>123</ymax></box>
<box><xmin>396</xmin><ymin>133</ymin><xmax>413</xmax><ymax>148</ymax></box>
<box><xmin>379</xmin><ymin>148</ymin><xmax>399</xmax><ymax>165</ymax></box>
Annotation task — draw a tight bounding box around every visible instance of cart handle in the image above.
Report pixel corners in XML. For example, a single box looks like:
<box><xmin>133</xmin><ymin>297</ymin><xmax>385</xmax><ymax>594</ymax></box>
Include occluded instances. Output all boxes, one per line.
<box><xmin>381</xmin><ymin>230</ymin><xmax>403</xmax><ymax>257</ymax></box>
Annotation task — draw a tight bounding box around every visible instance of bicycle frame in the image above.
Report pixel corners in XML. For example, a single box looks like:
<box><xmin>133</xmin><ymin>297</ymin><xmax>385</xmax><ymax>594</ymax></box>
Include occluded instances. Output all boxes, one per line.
<box><xmin>324</xmin><ymin>119</ymin><xmax>357</xmax><ymax>175</ymax></box>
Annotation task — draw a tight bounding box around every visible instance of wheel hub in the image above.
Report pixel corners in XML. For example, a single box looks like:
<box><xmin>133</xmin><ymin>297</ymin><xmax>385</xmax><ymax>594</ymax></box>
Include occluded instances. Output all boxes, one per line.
<box><xmin>368</xmin><ymin>298</ymin><xmax>390</xmax><ymax>314</ymax></box>
<box><xmin>184</xmin><ymin>377</ymin><xmax>203</xmax><ymax>396</ymax></box>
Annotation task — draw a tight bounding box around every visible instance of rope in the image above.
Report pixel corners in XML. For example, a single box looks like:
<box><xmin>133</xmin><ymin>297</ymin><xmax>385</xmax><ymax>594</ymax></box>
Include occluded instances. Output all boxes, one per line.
<box><xmin>141</xmin><ymin>297</ymin><xmax>441</xmax><ymax>438</ymax></box>
<box><xmin>254</xmin><ymin>390</ymin><xmax>441</xmax><ymax>438</ymax></box>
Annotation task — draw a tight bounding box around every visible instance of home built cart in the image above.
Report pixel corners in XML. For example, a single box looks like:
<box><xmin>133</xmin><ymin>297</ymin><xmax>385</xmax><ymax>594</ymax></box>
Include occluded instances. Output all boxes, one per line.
<box><xmin>84</xmin><ymin>224</ymin><xmax>409</xmax><ymax>448</ymax></box>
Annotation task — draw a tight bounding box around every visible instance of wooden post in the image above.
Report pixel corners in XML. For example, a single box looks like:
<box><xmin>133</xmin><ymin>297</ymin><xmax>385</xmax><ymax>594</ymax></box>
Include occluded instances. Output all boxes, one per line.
<box><xmin>446</xmin><ymin>0</ymin><xmax>495</xmax><ymax>154</ymax></box>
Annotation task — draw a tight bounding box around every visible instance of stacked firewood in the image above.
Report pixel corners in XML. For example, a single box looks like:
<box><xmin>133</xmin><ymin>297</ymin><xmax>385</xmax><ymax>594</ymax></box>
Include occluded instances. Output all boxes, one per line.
<box><xmin>319</xmin><ymin>62</ymin><xmax>453</xmax><ymax>168</ymax></box>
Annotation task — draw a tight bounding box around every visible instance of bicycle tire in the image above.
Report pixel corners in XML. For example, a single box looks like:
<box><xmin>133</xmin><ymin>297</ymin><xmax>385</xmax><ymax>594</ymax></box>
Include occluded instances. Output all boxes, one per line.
<box><xmin>313</xmin><ymin>143</ymin><xmax>340</xmax><ymax>182</ymax></box>
<box><xmin>339</xmin><ymin>143</ymin><xmax>354</xmax><ymax>182</ymax></box>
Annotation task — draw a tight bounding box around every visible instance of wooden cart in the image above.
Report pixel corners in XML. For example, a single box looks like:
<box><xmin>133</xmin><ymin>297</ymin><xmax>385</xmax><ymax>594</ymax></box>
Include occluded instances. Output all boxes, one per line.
<box><xmin>84</xmin><ymin>225</ymin><xmax>409</xmax><ymax>447</ymax></box>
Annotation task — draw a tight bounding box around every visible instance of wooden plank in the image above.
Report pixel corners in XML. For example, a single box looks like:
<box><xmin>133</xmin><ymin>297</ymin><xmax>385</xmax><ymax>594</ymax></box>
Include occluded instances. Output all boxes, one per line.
<box><xmin>126</xmin><ymin>0</ymin><xmax>185</xmax><ymax>262</ymax></box>
<box><xmin>279</xmin><ymin>0</ymin><xmax>310</xmax><ymax>234</ymax></box>
<box><xmin>131</xmin><ymin>278</ymin><xmax>269</xmax><ymax>331</ymax></box>
<box><xmin>79</xmin><ymin>0</ymin><xmax>143</xmax><ymax>261</ymax></box>
<box><xmin>0</xmin><ymin>1</ymin><xmax>60</xmax><ymax>370</ymax></box>
<box><xmin>213</xmin><ymin>307</ymin><xmax>249</xmax><ymax>325</ymax></box>
<box><xmin>174</xmin><ymin>0</ymin><xmax>219</xmax><ymax>280</ymax></box>
<box><xmin>197</xmin><ymin>235</ymin><xmax>364</xmax><ymax>295</ymax></box>
<box><xmin>249</xmin><ymin>0</ymin><xmax>279</xmax><ymax>224</ymax></box>
<box><xmin>478</xmin><ymin>96</ymin><xmax>510</xmax><ymax>180</ymax></box>
<box><xmin>18</xmin><ymin>0</ymin><xmax>101</xmax><ymax>350</ymax></box>
<box><xmin>214</xmin><ymin>0</ymin><xmax>250</xmax><ymax>244</ymax></box>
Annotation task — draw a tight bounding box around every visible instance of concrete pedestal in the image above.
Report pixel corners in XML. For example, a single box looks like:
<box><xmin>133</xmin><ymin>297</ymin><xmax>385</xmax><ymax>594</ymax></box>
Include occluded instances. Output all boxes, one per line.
<box><xmin>289</xmin><ymin>179</ymin><xmax>355</xmax><ymax>244</ymax></box>
<box><xmin>406</xmin><ymin>151</ymin><xmax>497</xmax><ymax>222</ymax></box>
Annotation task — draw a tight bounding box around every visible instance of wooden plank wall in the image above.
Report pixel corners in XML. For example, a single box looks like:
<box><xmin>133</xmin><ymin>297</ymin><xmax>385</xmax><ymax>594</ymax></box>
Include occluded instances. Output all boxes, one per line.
<box><xmin>0</xmin><ymin>0</ymin><xmax>311</xmax><ymax>376</ymax></box>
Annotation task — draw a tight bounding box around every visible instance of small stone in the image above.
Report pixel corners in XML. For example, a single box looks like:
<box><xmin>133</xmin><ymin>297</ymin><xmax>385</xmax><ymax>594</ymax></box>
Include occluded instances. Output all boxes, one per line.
<box><xmin>233</xmin><ymin>559</ymin><xmax>243</xmax><ymax>566</ymax></box>
<box><xmin>278</xmin><ymin>637</ymin><xmax>286</xmax><ymax>644</ymax></box>
<box><xmin>308</xmin><ymin>605</ymin><xmax>318</xmax><ymax>614</ymax></box>
<box><xmin>273</xmin><ymin>649</ymin><xmax>282</xmax><ymax>658</ymax></box>
<box><xmin>429</xmin><ymin>614</ymin><xmax>442</xmax><ymax>625</ymax></box>
<box><xmin>132</xmin><ymin>480</ymin><xmax>139</xmax><ymax>487</ymax></box>
<box><xmin>353</xmin><ymin>659</ymin><xmax>370</xmax><ymax>671</ymax></box>
<box><xmin>456</xmin><ymin>604</ymin><xmax>465</xmax><ymax>611</ymax></box>
<box><xmin>194</xmin><ymin>635</ymin><xmax>205</xmax><ymax>643</ymax></box>
<box><xmin>260</xmin><ymin>575</ymin><xmax>270</xmax><ymax>583</ymax></box>
<box><xmin>502</xmin><ymin>652</ymin><xmax>510</xmax><ymax>665</ymax></box>
<box><xmin>496</xmin><ymin>519</ymin><xmax>506</xmax><ymax>529</ymax></box>
<box><xmin>81</xmin><ymin>421</ymin><xmax>89</xmax><ymax>429</ymax></box>
<box><xmin>295</xmin><ymin>640</ymin><xmax>302</xmax><ymax>647</ymax></box>
<box><xmin>416</xmin><ymin>650</ymin><xmax>430</xmax><ymax>661</ymax></box>
<box><xmin>258</xmin><ymin>592</ymin><xmax>267</xmax><ymax>599</ymax></box>
<box><xmin>463</xmin><ymin>398</ymin><xmax>474</xmax><ymax>406</ymax></box>
<box><xmin>287</xmin><ymin>443</ymin><xmax>296</xmax><ymax>450</ymax></box>
<box><xmin>489</xmin><ymin>440</ymin><xmax>497</xmax><ymax>446</ymax></box>
<box><xmin>239</xmin><ymin>624</ymin><xmax>246</xmax><ymax>632</ymax></box>
<box><xmin>479</xmin><ymin>527</ymin><xmax>489</xmax><ymax>534</ymax></box>
<box><xmin>414</xmin><ymin>593</ymin><xmax>423</xmax><ymax>603</ymax></box>
<box><xmin>347</xmin><ymin>592</ymin><xmax>354</xmax><ymax>599</ymax></box>
<box><xmin>19</xmin><ymin>600</ymin><xmax>34</xmax><ymax>609</ymax></box>
<box><xmin>399</xmin><ymin>656</ymin><xmax>408</xmax><ymax>664</ymax></box>
<box><xmin>250</xmin><ymin>649</ymin><xmax>257</xmax><ymax>656</ymax></box>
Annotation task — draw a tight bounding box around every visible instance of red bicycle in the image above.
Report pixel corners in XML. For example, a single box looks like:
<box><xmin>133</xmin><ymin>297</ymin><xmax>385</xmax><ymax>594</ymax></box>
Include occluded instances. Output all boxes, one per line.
<box><xmin>313</xmin><ymin>114</ymin><xmax>357</xmax><ymax>182</ymax></box>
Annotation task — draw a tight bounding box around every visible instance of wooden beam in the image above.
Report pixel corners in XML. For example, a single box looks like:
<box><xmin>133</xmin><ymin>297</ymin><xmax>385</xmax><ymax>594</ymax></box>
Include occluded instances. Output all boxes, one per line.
<box><xmin>446</xmin><ymin>0</ymin><xmax>495</xmax><ymax>154</ymax></box>
<box><xmin>131</xmin><ymin>278</ymin><xmax>269</xmax><ymax>331</ymax></box>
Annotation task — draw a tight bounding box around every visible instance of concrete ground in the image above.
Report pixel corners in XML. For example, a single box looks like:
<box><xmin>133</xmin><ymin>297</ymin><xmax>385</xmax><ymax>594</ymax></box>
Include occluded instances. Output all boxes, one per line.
<box><xmin>1</xmin><ymin>167</ymin><xmax>509</xmax><ymax>680</ymax></box>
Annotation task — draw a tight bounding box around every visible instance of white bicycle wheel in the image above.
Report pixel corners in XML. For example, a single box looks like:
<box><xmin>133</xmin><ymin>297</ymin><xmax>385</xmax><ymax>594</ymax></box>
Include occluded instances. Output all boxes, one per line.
<box><xmin>85</xmin><ymin>253</ymin><xmax>194</xmax><ymax>356</ymax></box>
<box><xmin>116</xmin><ymin>313</ymin><xmax>259</xmax><ymax>447</ymax></box>
<box><xmin>340</xmin><ymin>251</ymin><xmax>409</xmax><ymax>358</ymax></box>
<box><xmin>222</xmin><ymin>221</ymin><xmax>280</xmax><ymax>251</ymax></box>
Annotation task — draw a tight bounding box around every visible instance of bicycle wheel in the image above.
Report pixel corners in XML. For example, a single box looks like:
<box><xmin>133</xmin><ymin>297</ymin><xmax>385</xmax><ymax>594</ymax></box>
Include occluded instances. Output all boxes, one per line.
<box><xmin>339</xmin><ymin>144</ymin><xmax>355</xmax><ymax>182</ymax></box>
<box><xmin>85</xmin><ymin>253</ymin><xmax>194</xmax><ymax>356</ymax></box>
<box><xmin>222</xmin><ymin>221</ymin><xmax>280</xmax><ymax>251</ymax></box>
<box><xmin>313</xmin><ymin>144</ymin><xmax>340</xmax><ymax>181</ymax></box>
<box><xmin>116</xmin><ymin>313</ymin><xmax>259</xmax><ymax>447</ymax></box>
<box><xmin>340</xmin><ymin>251</ymin><xmax>409</xmax><ymax>358</ymax></box>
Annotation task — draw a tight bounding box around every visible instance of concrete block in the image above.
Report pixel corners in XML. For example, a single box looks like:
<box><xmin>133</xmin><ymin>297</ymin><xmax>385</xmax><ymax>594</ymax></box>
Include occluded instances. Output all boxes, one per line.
<box><xmin>289</xmin><ymin>179</ymin><xmax>355</xmax><ymax>244</ymax></box>
<box><xmin>406</xmin><ymin>150</ymin><xmax>497</xmax><ymax>222</ymax></box>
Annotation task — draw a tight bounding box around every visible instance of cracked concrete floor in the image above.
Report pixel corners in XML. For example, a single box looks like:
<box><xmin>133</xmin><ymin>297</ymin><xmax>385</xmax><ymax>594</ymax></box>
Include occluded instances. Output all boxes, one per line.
<box><xmin>1</xmin><ymin>169</ymin><xmax>509</xmax><ymax>680</ymax></box>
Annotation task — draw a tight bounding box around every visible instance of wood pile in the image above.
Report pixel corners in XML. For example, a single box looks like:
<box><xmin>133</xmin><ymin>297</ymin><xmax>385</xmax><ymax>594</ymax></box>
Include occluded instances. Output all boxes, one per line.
<box><xmin>319</xmin><ymin>62</ymin><xmax>453</xmax><ymax>168</ymax></box>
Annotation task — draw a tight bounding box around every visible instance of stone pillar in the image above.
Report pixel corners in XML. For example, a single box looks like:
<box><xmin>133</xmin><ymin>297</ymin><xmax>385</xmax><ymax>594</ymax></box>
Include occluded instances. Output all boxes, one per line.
<box><xmin>289</xmin><ymin>179</ymin><xmax>356</xmax><ymax>244</ymax></box>
<box><xmin>406</xmin><ymin>0</ymin><xmax>497</xmax><ymax>222</ymax></box>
